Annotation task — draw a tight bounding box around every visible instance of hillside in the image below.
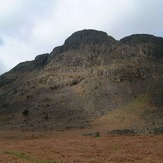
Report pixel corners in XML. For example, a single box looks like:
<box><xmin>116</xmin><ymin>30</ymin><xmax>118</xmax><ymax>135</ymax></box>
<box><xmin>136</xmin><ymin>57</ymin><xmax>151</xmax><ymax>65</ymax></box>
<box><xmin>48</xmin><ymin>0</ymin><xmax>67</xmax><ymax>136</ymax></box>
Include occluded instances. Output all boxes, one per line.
<box><xmin>0</xmin><ymin>29</ymin><xmax>163</xmax><ymax>132</ymax></box>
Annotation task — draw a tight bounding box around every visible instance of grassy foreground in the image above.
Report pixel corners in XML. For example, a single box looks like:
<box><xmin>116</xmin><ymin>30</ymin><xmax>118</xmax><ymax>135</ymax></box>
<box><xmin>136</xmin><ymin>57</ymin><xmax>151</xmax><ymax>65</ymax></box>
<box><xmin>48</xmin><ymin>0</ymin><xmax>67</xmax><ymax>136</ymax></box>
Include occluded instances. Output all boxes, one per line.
<box><xmin>0</xmin><ymin>130</ymin><xmax>162</xmax><ymax>163</ymax></box>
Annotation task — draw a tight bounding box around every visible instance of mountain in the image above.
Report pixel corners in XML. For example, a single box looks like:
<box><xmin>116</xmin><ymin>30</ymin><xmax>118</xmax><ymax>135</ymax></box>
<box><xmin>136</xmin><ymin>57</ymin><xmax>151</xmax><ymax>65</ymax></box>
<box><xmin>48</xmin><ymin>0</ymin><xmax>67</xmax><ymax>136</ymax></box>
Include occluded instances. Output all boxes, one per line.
<box><xmin>0</xmin><ymin>29</ymin><xmax>163</xmax><ymax>132</ymax></box>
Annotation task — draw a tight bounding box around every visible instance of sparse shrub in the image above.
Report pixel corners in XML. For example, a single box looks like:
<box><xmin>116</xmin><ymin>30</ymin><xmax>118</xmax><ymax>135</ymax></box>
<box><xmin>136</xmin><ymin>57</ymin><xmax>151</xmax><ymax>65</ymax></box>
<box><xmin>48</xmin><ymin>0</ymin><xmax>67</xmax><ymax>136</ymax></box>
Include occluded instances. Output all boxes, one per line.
<box><xmin>70</xmin><ymin>79</ymin><xmax>79</xmax><ymax>86</ymax></box>
<box><xmin>94</xmin><ymin>85</ymin><xmax>99</xmax><ymax>89</ymax></box>
<box><xmin>83</xmin><ymin>132</ymin><xmax>100</xmax><ymax>137</ymax></box>
<box><xmin>1</xmin><ymin>103</ymin><xmax>8</xmax><ymax>108</ymax></box>
<box><xmin>0</xmin><ymin>115</ymin><xmax>9</xmax><ymax>121</ymax></box>
<box><xmin>152</xmin><ymin>127</ymin><xmax>163</xmax><ymax>134</ymax></box>
<box><xmin>95</xmin><ymin>132</ymin><xmax>100</xmax><ymax>137</ymax></box>
<box><xmin>26</xmin><ymin>95</ymin><xmax>33</xmax><ymax>100</ymax></box>
<box><xmin>107</xmin><ymin>129</ymin><xmax>136</xmax><ymax>135</ymax></box>
<box><xmin>43</xmin><ymin>113</ymin><xmax>49</xmax><ymax>120</ymax></box>
<box><xmin>43</xmin><ymin>97</ymin><xmax>52</xmax><ymax>102</ymax></box>
<box><xmin>22</xmin><ymin>109</ymin><xmax>29</xmax><ymax>116</ymax></box>
<box><xmin>46</xmin><ymin>104</ymin><xmax>50</xmax><ymax>107</ymax></box>
<box><xmin>49</xmin><ymin>85</ymin><xmax>59</xmax><ymax>90</ymax></box>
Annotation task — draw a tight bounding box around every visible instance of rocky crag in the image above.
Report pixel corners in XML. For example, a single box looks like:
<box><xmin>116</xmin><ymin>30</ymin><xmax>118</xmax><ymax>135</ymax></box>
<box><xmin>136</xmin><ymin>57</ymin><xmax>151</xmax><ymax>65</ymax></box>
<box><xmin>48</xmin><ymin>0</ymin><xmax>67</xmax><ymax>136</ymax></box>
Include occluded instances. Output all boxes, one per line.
<box><xmin>0</xmin><ymin>29</ymin><xmax>163</xmax><ymax>132</ymax></box>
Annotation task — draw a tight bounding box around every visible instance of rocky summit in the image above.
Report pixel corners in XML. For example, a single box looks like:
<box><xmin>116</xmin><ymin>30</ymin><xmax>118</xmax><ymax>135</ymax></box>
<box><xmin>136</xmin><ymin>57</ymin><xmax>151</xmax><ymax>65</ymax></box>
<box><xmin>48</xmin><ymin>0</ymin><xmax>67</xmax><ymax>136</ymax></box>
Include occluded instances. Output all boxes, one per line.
<box><xmin>0</xmin><ymin>29</ymin><xmax>163</xmax><ymax>132</ymax></box>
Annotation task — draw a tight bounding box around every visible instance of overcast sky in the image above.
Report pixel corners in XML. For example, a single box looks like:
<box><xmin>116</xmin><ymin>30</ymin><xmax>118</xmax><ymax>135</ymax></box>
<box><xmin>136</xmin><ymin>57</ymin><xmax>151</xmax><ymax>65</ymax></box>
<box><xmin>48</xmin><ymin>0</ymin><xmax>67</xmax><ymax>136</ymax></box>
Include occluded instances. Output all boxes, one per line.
<box><xmin>0</xmin><ymin>0</ymin><xmax>163</xmax><ymax>75</ymax></box>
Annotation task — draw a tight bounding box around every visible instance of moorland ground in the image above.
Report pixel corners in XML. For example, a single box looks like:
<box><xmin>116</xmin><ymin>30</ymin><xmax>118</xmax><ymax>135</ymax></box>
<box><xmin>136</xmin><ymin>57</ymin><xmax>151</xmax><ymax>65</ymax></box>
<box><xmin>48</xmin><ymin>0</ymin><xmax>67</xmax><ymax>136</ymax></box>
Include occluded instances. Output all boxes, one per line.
<box><xmin>0</xmin><ymin>130</ymin><xmax>162</xmax><ymax>163</ymax></box>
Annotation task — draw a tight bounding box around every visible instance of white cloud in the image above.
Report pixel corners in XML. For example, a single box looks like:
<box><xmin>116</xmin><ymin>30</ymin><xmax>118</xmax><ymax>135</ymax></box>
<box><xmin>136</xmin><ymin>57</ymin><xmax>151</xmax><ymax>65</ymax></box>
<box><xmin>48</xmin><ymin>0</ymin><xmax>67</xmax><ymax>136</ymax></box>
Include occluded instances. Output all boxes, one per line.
<box><xmin>0</xmin><ymin>36</ymin><xmax>3</xmax><ymax>46</ymax></box>
<box><xmin>0</xmin><ymin>0</ymin><xmax>163</xmax><ymax>75</ymax></box>
<box><xmin>0</xmin><ymin>59</ymin><xmax>6</xmax><ymax>75</ymax></box>
<box><xmin>0</xmin><ymin>36</ymin><xmax>36</xmax><ymax>71</ymax></box>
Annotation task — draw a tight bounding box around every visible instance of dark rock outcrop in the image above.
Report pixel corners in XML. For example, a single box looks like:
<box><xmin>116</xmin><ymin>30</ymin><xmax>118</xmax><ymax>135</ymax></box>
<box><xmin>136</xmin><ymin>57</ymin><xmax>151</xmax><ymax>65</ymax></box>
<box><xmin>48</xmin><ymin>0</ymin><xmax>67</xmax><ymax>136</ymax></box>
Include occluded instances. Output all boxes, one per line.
<box><xmin>62</xmin><ymin>29</ymin><xmax>117</xmax><ymax>51</ymax></box>
<box><xmin>35</xmin><ymin>53</ymin><xmax>49</xmax><ymax>66</ymax></box>
<box><xmin>120</xmin><ymin>34</ymin><xmax>163</xmax><ymax>58</ymax></box>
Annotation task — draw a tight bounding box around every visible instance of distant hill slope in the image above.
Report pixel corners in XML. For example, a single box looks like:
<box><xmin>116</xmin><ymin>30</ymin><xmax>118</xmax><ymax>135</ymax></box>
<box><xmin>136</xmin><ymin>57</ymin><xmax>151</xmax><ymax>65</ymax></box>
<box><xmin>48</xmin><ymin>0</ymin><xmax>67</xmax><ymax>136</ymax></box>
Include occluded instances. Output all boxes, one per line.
<box><xmin>0</xmin><ymin>29</ymin><xmax>163</xmax><ymax>132</ymax></box>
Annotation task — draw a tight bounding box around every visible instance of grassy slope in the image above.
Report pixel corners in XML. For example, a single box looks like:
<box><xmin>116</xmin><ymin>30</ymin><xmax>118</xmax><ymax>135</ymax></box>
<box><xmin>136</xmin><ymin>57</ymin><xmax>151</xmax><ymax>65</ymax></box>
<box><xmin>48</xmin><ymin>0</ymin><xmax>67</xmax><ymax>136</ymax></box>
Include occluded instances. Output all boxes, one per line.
<box><xmin>92</xmin><ymin>94</ymin><xmax>159</xmax><ymax>130</ymax></box>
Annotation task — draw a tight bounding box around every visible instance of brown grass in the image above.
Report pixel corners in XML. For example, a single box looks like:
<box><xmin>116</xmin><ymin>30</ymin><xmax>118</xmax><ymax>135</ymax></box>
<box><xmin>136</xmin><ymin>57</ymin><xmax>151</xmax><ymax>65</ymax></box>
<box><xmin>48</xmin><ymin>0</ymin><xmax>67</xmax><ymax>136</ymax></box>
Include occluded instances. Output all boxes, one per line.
<box><xmin>0</xmin><ymin>130</ymin><xmax>162</xmax><ymax>163</ymax></box>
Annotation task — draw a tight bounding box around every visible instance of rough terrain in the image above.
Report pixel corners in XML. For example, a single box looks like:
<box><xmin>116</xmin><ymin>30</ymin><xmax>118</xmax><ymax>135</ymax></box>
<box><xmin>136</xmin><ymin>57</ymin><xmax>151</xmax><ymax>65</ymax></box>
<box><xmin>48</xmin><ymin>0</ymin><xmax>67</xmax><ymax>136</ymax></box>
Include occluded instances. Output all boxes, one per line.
<box><xmin>0</xmin><ymin>130</ymin><xmax>163</xmax><ymax>163</ymax></box>
<box><xmin>0</xmin><ymin>29</ymin><xmax>163</xmax><ymax>132</ymax></box>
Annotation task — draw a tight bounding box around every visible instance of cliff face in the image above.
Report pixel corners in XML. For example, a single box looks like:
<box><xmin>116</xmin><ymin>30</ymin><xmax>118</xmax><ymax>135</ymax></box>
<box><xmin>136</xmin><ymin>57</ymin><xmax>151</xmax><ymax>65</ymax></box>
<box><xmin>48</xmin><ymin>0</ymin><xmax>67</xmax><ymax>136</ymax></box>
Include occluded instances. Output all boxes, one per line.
<box><xmin>120</xmin><ymin>34</ymin><xmax>163</xmax><ymax>58</ymax></box>
<box><xmin>0</xmin><ymin>29</ymin><xmax>163</xmax><ymax>131</ymax></box>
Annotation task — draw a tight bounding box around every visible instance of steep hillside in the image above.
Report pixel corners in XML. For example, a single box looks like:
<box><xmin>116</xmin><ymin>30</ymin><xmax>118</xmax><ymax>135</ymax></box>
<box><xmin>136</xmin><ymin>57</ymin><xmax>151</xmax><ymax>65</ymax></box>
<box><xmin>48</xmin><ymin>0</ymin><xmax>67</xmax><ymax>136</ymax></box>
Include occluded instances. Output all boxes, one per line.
<box><xmin>0</xmin><ymin>29</ymin><xmax>163</xmax><ymax>132</ymax></box>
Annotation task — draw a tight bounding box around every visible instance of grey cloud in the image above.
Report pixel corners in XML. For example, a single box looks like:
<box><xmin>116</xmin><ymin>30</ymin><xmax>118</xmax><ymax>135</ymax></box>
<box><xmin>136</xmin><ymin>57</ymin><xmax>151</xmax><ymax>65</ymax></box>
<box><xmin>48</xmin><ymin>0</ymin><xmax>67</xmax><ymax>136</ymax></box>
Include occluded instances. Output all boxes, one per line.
<box><xmin>0</xmin><ymin>0</ymin><xmax>55</xmax><ymax>38</ymax></box>
<box><xmin>0</xmin><ymin>0</ymin><xmax>163</xmax><ymax>73</ymax></box>
<box><xmin>0</xmin><ymin>37</ymin><xmax>4</xmax><ymax>46</ymax></box>
<box><xmin>120</xmin><ymin>0</ymin><xmax>163</xmax><ymax>39</ymax></box>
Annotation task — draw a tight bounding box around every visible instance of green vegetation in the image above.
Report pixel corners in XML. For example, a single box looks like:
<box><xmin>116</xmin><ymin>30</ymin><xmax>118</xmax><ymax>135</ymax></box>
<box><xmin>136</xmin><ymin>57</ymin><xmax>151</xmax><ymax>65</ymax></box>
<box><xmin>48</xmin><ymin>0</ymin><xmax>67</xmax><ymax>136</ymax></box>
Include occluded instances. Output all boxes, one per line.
<box><xmin>120</xmin><ymin>94</ymin><xmax>150</xmax><ymax>112</ymax></box>
<box><xmin>1</xmin><ymin>150</ymin><xmax>56</xmax><ymax>163</ymax></box>
<box><xmin>0</xmin><ymin>115</ymin><xmax>9</xmax><ymax>122</ymax></box>
<box><xmin>82</xmin><ymin>132</ymin><xmax>100</xmax><ymax>137</ymax></box>
<box><xmin>93</xmin><ymin>93</ymin><xmax>152</xmax><ymax>129</ymax></box>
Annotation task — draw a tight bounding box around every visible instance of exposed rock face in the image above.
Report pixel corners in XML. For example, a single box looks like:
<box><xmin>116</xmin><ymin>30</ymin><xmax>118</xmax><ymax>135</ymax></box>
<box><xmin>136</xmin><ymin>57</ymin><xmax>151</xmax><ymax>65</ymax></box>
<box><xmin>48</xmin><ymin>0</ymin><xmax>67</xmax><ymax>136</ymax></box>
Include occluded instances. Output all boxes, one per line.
<box><xmin>35</xmin><ymin>53</ymin><xmax>49</xmax><ymax>66</ymax></box>
<box><xmin>120</xmin><ymin>34</ymin><xmax>163</xmax><ymax>58</ymax></box>
<box><xmin>0</xmin><ymin>29</ymin><xmax>163</xmax><ymax>131</ymax></box>
<box><xmin>48</xmin><ymin>29</ymin><xmax>119</xmax><ymax>67</ymax></box>
<box><xmin>62</xmin><ymin>29</ymin><xmax>117</xmax><ymax>50</ymax></box>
